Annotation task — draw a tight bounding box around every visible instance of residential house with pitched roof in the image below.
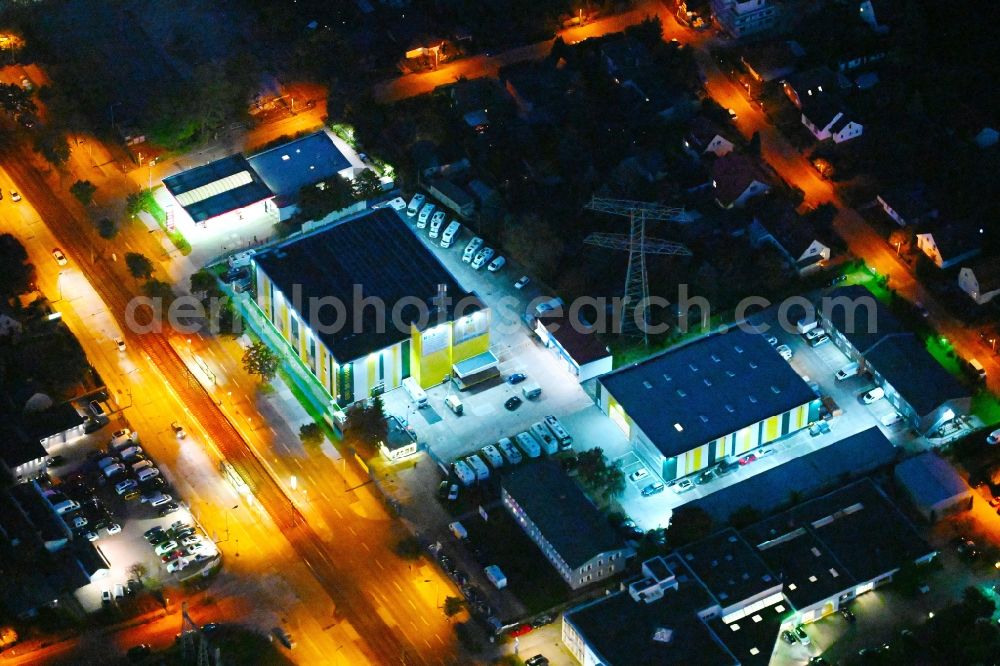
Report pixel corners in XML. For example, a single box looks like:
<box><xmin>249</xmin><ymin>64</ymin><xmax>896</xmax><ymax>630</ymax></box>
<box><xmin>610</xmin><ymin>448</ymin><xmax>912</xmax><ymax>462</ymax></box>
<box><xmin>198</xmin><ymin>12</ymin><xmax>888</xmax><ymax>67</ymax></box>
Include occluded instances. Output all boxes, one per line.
<box><xmin>958</xmin><ymin>258</ymin><xmax>1000</xmax><ymax>305</ymax></box>
<box><xmin>801</xmin><ymin>94</ymin><xmax>863</xmax><ymax>143</ymax></box>
<box><xmin>711</xmin><ymin>154</ymin><xmax>772</xmax><ymax>209</ymax></box>
<box><xmin>915</xmin><ymin>222</ymin><xmax>983</xmax><ymax>269</ymax></box>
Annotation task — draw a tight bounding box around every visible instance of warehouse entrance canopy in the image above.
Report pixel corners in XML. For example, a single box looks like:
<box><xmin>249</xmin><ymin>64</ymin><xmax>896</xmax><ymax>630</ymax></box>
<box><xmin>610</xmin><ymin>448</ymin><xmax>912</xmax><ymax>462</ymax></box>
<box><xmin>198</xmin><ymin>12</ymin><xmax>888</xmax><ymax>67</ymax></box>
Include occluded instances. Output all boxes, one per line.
<box><xmin>452</xmin><ymin>350</ymin><xmax>500</xmax><ymax>389</ymax></box>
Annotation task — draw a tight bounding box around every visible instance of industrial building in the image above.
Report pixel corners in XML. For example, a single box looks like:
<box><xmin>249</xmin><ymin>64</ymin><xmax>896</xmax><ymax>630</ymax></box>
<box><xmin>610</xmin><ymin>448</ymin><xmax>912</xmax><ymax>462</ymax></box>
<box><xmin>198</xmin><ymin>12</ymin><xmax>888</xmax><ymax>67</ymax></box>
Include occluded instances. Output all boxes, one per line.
<box><xmin>502</xmin><ymin>462</ymin><xmax>633</xmax><ymax>590</ymax></box>
<box><xmin>596</xmin><ymin>328</ymin><xmax>818</xmax><ymax>482</ymax></box>
<box><xmin>818</xmin><ymin>285</ymin><xmax>971</xmax><ymax>433</ymax></box>
<box><xmin>562</xmin><ymin>479</ymin><xmax>935</xmax><ymax>666</ymax></box>
<box><xmin>163</xmin><ymin>154</ymin><xmax>276</xmax><ymax>227</ymax></box>
<box><xmin>252</xmin><ymin>208</ymin><xmax>490</xmax><ymax>405</ymax></box>
<box><xmin>894</xmin><ymin>452</ymin><xmax>973</xmax><ymax>522</ymax></box>
<box><xmin>533</xmin><ymin>312</ymin><xmax>613</xmax><ymax>383</ymax></box>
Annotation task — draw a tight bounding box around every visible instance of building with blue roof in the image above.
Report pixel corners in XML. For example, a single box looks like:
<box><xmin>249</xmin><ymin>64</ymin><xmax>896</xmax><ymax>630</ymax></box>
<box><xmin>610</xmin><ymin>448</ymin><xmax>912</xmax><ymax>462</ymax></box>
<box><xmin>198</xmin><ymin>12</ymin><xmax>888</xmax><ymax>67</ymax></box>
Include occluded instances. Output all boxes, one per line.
<box><xmin>247</xmin><ymin>131</ymin><xmax>357</xmax><ymax>217</ymax></box>
<box><xmin>596</xmin><ymin>327</ymin><xmax>819</xmax><ymax>481</ymax></box>
<box><xmin>894</xmin><ymin>452</ymin><xmax>972</xmax><ymax>522</ymax></box>
<box><xmin>163</xmin><ymin>154</ymin><xmax>275</xmax><ymax>226</ymax></box>
<box><xmin>818</xmin><ymin>285</ymin><xmax>971</xmax><ymax>433</ymax></box>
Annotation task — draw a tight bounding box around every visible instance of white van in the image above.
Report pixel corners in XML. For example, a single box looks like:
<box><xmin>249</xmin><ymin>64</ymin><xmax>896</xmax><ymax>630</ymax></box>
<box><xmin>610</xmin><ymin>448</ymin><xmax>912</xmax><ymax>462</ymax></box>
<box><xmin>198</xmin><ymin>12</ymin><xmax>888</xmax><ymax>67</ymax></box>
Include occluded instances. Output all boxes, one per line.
<box><xmin>131</xmin><ymin>459</ymin><xmax>153</xmax><ymax>473</ymax></box>
<box><xmin>530</xmin><ymin>422</ymin><xmax>558</xmax><ymax>455</ymax></box>
<box><xmin>406</xmin><ymin>193</ymin><xmax>425</xmax><ymax>217</ymax></box>
<box><xmin>521</xmin><ymin>382</ymin><xmax>542</xmax><ymax>400</ymax></box>
<box><xmin>544</xmin><ymin>415</ymin><xmax>573</xmax><ymax>449</ymax></box>
<box><xmin>465</xmin><ymin>454</ymin><xmax>490</xmax><ymax>482</ymax></box>
<box><xmin>402</xmin><ymin>377</ymin><xmax>428</xmax><ymax>408</ymax></box>
<box><xmin>440</xmin><ymin>221</ymin><xmax>461</xmax><ymax>248</ymax></box>
<box><xmin>52</xmin><ymin>499</ymin><xmax>80</xmax><ymax>515</ymax></box>
<box><xmin>515</xmin><ymin>432</ymin><xmax>542</xmax><ymax>458</ymax></box>
<box><xmin>417</xmin><ymin>202</ymin><xmax>435</xmax><ymax>229</ymax></box>
<box><xmin>480</xmin><ymin>445</ymin><xmax>504</xmax><ymax>468</ymax></box>
<box><xmin>453</xmin><ymin>460</ymin><xmax>475</xmax><ymax>487</ymax></box>
<box><xmin>861</xmin><ymin>387</ymin><xmax>885</xmax><ymax>404</ymax></box>
<box><xmin>137</xmin><ymin>466</ymin><xmax>160</xmax><ymax>482</ymax></box>
<box><xmin>462</xmin><ymin>237</ymin><xmax>484</xmax><ymax>263</ymax></box>
<box><xmin>970</xmin><ymin>359</ymin><xmax>987</xmax><ymax>381</ymax></box>
<box><xmin>429</xmin><ymin>211</ymin><xmax>446</xmax><ymax>237</ymax></box>
<box><xmin>835</xmin><ymin>362</ymin><xmax>860</xmax><ymax>381</ymax></box>
<box><xmin>445</xmin><ymin>394</ymin><xmax>464</xmax><ymax>415</ymax></box>
<box><xmin>119</xmin><ymin>445</ymin><xmax>142</xmax><ymax>461</ymax></box>
<box><xmin>497</xmin><ymin>438</ymin><xmax>522</xmax><ymax>465</ymax></box>
<box><xmin>97</xmin><ymin>456</ymin><xmax>119</xmax><ymax>470</ymax></box>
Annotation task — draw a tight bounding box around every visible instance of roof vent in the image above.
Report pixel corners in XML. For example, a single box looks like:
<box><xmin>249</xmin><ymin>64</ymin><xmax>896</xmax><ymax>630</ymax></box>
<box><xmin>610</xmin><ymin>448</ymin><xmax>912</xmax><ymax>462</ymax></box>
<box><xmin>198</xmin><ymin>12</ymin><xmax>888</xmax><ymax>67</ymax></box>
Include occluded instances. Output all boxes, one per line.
<box><xmin>727</xmin><ymin>535</ymin><xmax>738</xmax><ymax>543</ymax></box>
<box><xmin>281</xmin><ymin>154</ymin><xmax>290</xmax><ymax>161</ymax></box>
<box><xmin>651</xmin><ymin>627</ymin><xmax>674</xmax><ymax>644</ymax></box>
<box><xmin>699</xmin><ymin>415</ymin><xmax>709</xmax><ymax>423</ymax></box>
<box><xmin>749</xmin><ymin>395</ymin><xmax>758</xmax><ymax>403</ymax></box>
<box><xmin>677</xmin><ymin>389</ymin><xmax>687</xmax><ymax>398</ymax></box>
<box><xmin>643</xmin><ymin>380</ymin><xmax>653</xmax><ymax>389</ymax></box>
<box><xmin>725</xmin><ymin>404</ymin><xmax>735</xmax><ymax>413</ymax></box>
<box><xmin>749</xmin><ymin>361</ymin><xmax>758</xmax><ymax>369</ymax></box>
<box><xmin>703</xmin><ymin>378</ymin><xmax>712</xmax><ymax>387</ymax></box>
<box><xmin>674</xmin><ymin>423</ymin><xmax>684</xmax><ymax>432</ymax></box>
<box><xmin>771</xmin><ymin>386</ymin><xmax>780</xmax><ymax>394</ymax></box>
<box><xmin>726</xmin><ymin>370</ymin><xmax>736</xmax><ymax>378</ymax></box>
<box><xmin>662</xmin><ymin>374</ymin><xmax>672</xmax><ymax>382</ymax></box>
<box><xmin>689</xmin><ymin>363</ymin><xmax>698</xmax><ymax>372</ymax></box>
<box><xmin>734</xmin><ymin>345</ymin><xmax>744</xmax><ymax>353</ymax></box>
<box><xmin>710</xmin><ymin>354</ymin><xmax>721</xmax><ymax>363</ymax></box>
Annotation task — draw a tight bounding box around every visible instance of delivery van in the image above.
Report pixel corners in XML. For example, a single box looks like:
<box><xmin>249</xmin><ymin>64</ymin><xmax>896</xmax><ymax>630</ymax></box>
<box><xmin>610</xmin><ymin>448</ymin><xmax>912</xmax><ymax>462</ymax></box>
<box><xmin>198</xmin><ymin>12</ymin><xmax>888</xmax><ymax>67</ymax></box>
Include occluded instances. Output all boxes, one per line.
<box><xmin>521</xmin><ymin>382</ymin><xmax>542</xmax><ymax>400</ymax></box>
<box><xmin>445</xmin><ymin>394</ymin><xmax>464</xmax><ymax>415</ymax></box>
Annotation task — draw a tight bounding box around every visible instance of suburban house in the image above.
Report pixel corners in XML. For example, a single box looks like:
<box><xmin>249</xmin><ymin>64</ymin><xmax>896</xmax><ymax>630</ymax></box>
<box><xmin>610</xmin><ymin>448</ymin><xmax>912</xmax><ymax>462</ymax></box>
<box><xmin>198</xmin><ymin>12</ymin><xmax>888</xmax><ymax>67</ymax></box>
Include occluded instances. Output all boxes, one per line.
<box><xmin>741</xmin><ymin>41</ymin><xmax>804</xmax><ymax>84</ymax></box>
<box><xmin>562</xmin><ymin>480</ymin><xmax>934</xmax><ymax>666</ymax></box>
<box><xmin>595</xmin><ymin>327</ymin><xmax>818</xmax><ymax>484</ymax></box>
<box><xmin>427</xmin><ymin>178</ymin><xmax>475</xmax><ymax>219</ymax></box>
<box><xmin>894</xmin><ymin>452</ymin><xmax>972</xmax><ymax>523</ymax></box>
<box><xmin>501</xmin><ymin>462</ymin><xmax>633</xmax><ymax>590</ymax></box>
<box><xmin>685</xmin><ymin>116</ymin><xmax>735</xmax><ymax>158</ymax></box>
<box><xmin>711</xmin><ymin>0</ymin><xmax>780</xmax><ymax>37</ymax></box>
<box><xmin>749</xmin><ymin>206</ymin><xmax>831</xmax><ymax>275</ymax></box>
<box><xmin>782</xmin><ymin>67</ymin><xmax>851</xmax><ymax>110</ymax></box>
<box><xmin>819</xmin><ymin>285</ymin><xmax>971</xmax><ymax>434</ymax></box>
<box><xmin>915</xmin><ymin>222</ymin><xmax>983</xmax><ymax>269</ymax></box>
<box><xmin>711</xmin><ymin>154</ymin><xmax>772</xmax><ymax>208</ymax></box>
<box><xmin>876</xmin><ymin>185</ymin><xmax>936</xmax><ymax>227</ymax></box>
<box><xmin>958</xmin><ymin>258</ymin><xmax>1000</xmax><ymax>305</ymax></box>
<box><xmin>800</xmin><ymin>94</ymin><xmax>863</xmax><ymax>143</ymax></box>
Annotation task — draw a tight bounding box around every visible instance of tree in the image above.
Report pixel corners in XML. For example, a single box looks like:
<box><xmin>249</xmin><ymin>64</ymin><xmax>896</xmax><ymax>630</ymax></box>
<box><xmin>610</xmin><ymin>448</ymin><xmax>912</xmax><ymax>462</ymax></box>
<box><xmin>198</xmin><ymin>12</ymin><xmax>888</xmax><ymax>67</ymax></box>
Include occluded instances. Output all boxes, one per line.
<box><xmin>352</xmin><ymin>169</ymin><xmax>383</xmax><ymax>200</ymax></box>
<box><xmin>190</xmin><ymin>269</ymin><xmax>221</xmax><ymax>299</ymax></box>
<box><xmin>125</xmin><ymin>252</ymin><xmax>154</xmax><ymax>280</ymax></box>
<box><xmin>575</xmin><ymin>447</ymin><xmax>606</xmax><ymax>485</ymax></box>
<box><xmin>625</xmin><ymin>15</ymin><xmax>663</xmax><ymax>48</ymax></box>
<box><xmin>297</xmin><ymin>176</ymin><xmax>355</xmax><ymax>221</ymax></box>
<box><xmin>127</xmin><ymin>562</ymin><xmax>149</xmax><ymax>584</ymax></box>
<box><xmin>0</xmin><ymin>233</ymin><xmax>35</xmax><ymax>299</ymax></box>
<box><xmin>666</xmin><ymin>506</ymin><xmax>713</xmax><ymax>547</ymax></box>
<box><xmin>345</xmin><ymin>395</ymin><xmax>388</xmax><ymax>457</ymax></box>
<box><xmin>33</xmin><ymin>129</ymin><xmax>70</xmax><ymax>166</ymax></box>
<box><xmin>97</xmin><ymin>218</ymin><xmax>117</xmax><ymax>239</ymax></box>
<box><xmin>142</xmin><ymin>279</ymin><xmax>174</xmax><ymax>301</ymax></box>
<box><xmin>443</xmin><ymin>596</ymin><xmax>464</xmax><ymax>617</ymax></box>
<box><xmin>69</xmin><ymin>180</ymin><xmax>97</xmax><ymax>206</ymax></box>
<box><xmin>748</xmin><ymin>131</ymin><xmax>761</xmax><ymax>156</ymax></box>
<box><xmin>393</xmin><ymin>536</ymin><xmax>422</xmax><ymax>560</ymax></box>
<box><xmin>242</xmin><ymin>341</ymin><xmax>279</xmax><ymax>382</ymax></box>
<box><xmin>299</xmin><ymin>422</ymin><xmax>324</xmax><ymax>448</ymax></box>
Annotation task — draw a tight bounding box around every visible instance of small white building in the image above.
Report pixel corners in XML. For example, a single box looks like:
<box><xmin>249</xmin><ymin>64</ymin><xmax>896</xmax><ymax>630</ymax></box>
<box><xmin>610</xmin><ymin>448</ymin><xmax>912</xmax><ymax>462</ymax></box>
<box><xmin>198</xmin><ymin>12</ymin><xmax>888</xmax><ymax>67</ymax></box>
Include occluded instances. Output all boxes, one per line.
<box><xmin>801</xmin><ymin>94</ymin><xmax>863</xmax><ymax>143</ymax></box>
<box><xmin>958</xmin><ymin>259</ymin><xmax>1000</xmax><ymax>305</ymax></box>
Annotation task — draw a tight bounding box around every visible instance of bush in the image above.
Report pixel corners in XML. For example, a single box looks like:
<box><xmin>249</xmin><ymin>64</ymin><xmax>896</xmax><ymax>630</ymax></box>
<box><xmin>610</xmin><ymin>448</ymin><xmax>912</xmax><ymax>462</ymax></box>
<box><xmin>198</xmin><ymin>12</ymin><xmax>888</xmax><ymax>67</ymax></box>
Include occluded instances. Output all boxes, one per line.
<box><xmin>453</xmin><ymin>622</ymin><xmax>482</xmax><ymax>654</ymax></box>
<box><xmin>392</xmin><ymin>536</ymin><xmax>423</xmax><ymax>560</ymax></box>
<box><xmin>70</xmin><ymin>179</ymin><xmax>97</xmax><ymax>205</ymax></box>
<box><xmin>97</xmin><ymin>218</ymin><xmax>117</xmax><ymax>239</ymax></box>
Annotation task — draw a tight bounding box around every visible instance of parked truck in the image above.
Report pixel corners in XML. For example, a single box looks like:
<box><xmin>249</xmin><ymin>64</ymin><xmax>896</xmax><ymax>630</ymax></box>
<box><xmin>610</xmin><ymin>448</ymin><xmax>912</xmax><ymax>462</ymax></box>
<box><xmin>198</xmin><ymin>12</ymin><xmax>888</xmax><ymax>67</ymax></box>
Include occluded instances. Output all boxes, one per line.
<box><xmin>530</xmin><ymin>422</ymin><xmax>558</xmax><ymax>455</ymax></box>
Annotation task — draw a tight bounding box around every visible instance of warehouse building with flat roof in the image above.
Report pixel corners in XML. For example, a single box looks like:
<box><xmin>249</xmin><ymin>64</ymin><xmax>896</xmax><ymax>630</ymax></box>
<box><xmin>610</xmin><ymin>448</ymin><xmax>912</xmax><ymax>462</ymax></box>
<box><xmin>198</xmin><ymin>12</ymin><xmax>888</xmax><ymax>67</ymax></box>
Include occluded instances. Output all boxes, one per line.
<box><xmin>163</xmin><ymin>154</ymin><xmax>275</xmax><ymax>227</ymax></box>
<box><xmin>253</xmin><ymin>208</ymin><xmax>488</xmax><ymax>405</ymax></box>
<box><xmin>596</xmin><ymin>328</ymin><xmax>819</xmax><ymax>481</ymax></box>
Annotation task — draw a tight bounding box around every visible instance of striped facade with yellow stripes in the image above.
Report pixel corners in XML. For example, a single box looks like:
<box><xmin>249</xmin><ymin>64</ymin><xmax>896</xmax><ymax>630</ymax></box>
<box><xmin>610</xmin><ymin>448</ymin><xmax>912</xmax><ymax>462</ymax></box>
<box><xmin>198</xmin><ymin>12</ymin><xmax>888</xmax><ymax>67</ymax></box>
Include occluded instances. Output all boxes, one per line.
<box><xmin>601</xmin><ymin>391</ymin><xmax>815</xmax><ymax>481</ymax></box>
<box><xmin>255</xmin><ymin>264</ymin><xmax>490</xmax><ymax>405</ymax></box>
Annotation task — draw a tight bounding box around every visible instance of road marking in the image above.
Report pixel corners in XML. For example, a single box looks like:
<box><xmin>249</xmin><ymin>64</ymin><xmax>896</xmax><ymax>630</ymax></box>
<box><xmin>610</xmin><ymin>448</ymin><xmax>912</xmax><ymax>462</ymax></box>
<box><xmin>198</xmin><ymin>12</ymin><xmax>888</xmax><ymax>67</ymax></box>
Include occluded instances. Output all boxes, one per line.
<box><xmin>361</xmin><ymin>542</ymin><xmax>371</xmax><ymax>553</ymax></box>
<box><xmin>421</xmin><ymin>615</ymin><xmax>430</xmax><ymax>626</ymax></box>
<box><xmin>393</xmin><ymin>581</ymin><xmax>402</xmax><ymax>592</ymax></box>
<box><xmin>347</xmin><ymin>526</ymin><xmax>357</xmax><ymax>536</ymax></box>
<box><xmin>408</xmin><ymin>598</ymin><xmax>416</xmax><ymax>610</ymax></box>
<box><xmin>375</xmin><ymin>558</ymin><xmax>384</xmax><ymax>570</ymax></box>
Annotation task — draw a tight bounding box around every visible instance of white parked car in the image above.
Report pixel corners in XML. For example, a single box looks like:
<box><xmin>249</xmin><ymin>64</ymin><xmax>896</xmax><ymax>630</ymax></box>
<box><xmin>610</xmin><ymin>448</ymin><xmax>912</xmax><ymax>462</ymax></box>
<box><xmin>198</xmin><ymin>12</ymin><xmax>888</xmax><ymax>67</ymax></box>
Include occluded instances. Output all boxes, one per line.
<box><xmin>384</xmin><ymin>196</ymin><xmax>407</xmax><ymax>211</ymax></box>
<box><xmin>804</xmin><ymin>327</ymin><xmax>826</xmax><ymax>341</ymax></box>
<box><xmin>775</xmin><ymin>344</ymin><xmax>793</xmax><ymax>361</ymax></box>
<box><xmin>167</xmin><ymin>559</ymin><xmax>189</xmax><ymax>573</ymax></box>
<box><xmin>487</xmin><ymin>256</ymin><xmax>506</xmax><ymax>272</ymax></box>
<box><xmin>105</xmin><ymin>523</ymin><xmax>122</xmax><ymax>536</ymax></box>
<box><xmin>52</xmin><ymin>248</ymin><xmax>68</xmax><ymax>266</ymax></box>
<box><xmin>471</xmin><ymin>247</ymin><xmax>495</xmax><ymax>270</ymax></box>
<box><xmin>514</xmin><ymin>276</ymin><xmax>530</xmax><ymax>290</ymax></box>
<box><xmin>155</xmin><ymin>540</ymin><xmax>179</xmax><ymax>556</ymax></box>
<box><xmin>114</xmin><ymin>336</ymin><xmax>126</xmax><ymax>352</ymax></box>
<box><xmin>861</xmin><ymin>387</ymin><xmax>885</xmax><ymax>404</ymax></box>
<box><xmin>110</xmin><ymin>428</ymin><xmax>135</xmax><ymax>448</ymax></box>
<box><xmin>628</xmin><ymin>468</ymin><xmax>650</xmax><ymax>483</ymax></box>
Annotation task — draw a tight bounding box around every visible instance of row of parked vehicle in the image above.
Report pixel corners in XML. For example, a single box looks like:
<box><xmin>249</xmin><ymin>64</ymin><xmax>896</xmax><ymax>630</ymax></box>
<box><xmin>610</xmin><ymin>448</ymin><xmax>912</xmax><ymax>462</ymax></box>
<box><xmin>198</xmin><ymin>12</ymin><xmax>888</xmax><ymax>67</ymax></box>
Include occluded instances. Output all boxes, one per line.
<box><xmin>144</xmin><ymin>520</ymin><xmax>216</xmax><ymax>574</ymax></box>
<box><xmin>97</xmin><ymin>428</ymin><xmax>180</xmax><ymax>517</ymax></box>
<box><xmin>405</xmin><ymin>192</ymin><xmax>507</xmax><ymax>272</ymax></box>
<box><xmin>449</xmin><ymin>415</ymin><xmax>573</xmax><ymax>489</ymax></box>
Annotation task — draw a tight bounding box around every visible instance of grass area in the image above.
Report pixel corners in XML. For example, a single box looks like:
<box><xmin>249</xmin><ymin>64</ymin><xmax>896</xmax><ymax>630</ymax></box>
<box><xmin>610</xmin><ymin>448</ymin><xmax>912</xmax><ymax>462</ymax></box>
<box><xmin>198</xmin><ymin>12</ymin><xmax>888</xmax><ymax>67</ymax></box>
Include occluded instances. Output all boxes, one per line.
<box><xmin>924</xmin><ymin>334</ymin><xmax>964</xmax><ymax>377</ymax></box>
<box><xmin>137</xmin><ymin>188</ymin><xmax>192</xmax><ymax>255</ymax></box>
<box><xmin>462</xmin><ymin>507</ymin><xmax>570</xmax><ymax>615</ymax></box>
<box><xmin>971</xmin><ymin>391</ymin><xmax>1000</xmax><ymax>426</ymax></box>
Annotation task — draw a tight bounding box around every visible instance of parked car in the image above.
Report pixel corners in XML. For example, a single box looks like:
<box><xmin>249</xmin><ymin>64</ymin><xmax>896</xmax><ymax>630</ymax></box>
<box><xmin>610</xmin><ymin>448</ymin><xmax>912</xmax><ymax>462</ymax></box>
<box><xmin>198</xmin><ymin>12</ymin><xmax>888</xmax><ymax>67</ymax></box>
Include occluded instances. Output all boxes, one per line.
<box><xmin>487</xmin><ymin>256</ymin><xmax>506</xmax><ymax>272</ymax></box>
<box><xmin>470</xmin><ymin>247</ymin><xmax>495</xmax><ymax>270</ymax></box>
<box><xmin>504</xmin><ymin>396</ymin><xmax>522</xmax><ymax>411</ymax></box>
<box><xmin>629</xmin><ymin>468</ymin><xmax>650</xmax><ymax>483</ymax></box>
<box><xmin>986</xmin><ymin>428</ymin><xmax>1000</xmax><ymax>445</ymax></box>
<box><xmin>781</xmin><ymin>629</ymin><xmax>798</xmax><ymax>645</ymax></box>
<box><xmin>9</xmin><ymin>190</ymin><xmax>21</xmax><ymax>202</ymax></box>
<box><xmin>507</xmin><ymin>373</ymin><xmax>527</xmax><ymax>385</ymax></box>
<box><xmin>514</xmin><ymin>276</ymin><xmax>530</xmax><ymax>289</ymax></box>
<box><xmin>793</xmin><ymin>625</ymin><xmax>810</xmax><ymax>645</ymax></box>
<box><xmin>695</xmin><ymin>469</ymin><xmax>714</xmax><ymax>485</ymax></box>
<box><xmin>155</xmin><ymin>540</ymin><xmax>179</xmax><ymax>556</ymax></box>
<box><xmin>114</xmin><ymin>336</ymin><xmax>126</xmax><ymax>352</ymax></box>
<box><xmin>158</xmin><ymin>503</ymin><xmax>180</xmax><ymax>516</ymax></box>
<box><xmin>641</xmin><ymin>481</ymin><xmax>665</xmax><ymax>496</ymax></box>
<box><xmin>808</xmin><ymin>334</ymin><xmax>830</xmax><ymax>348</ymax></box>
<box><xmin>106</xmin><ymin>523</ymin><xmax>122</xmax><ymax>536</ymax></box>
<box><xmin>738</xmin><ymin>453</ymin><xmax>757</xmax><ymax>465</ymax></box>
<box><xmin>841</xmin><ymin>607</ymin><xmax>856</xmax><ymax>623</ymax></box>
<box><xmin>861</xmin><ymin>387</ymin><xmax>885</xmax><ymax>404</ymax></box>
<box><xmin>110</xmin><ymin>428</ymin><xmax>135</xmax><ymax>448</ymax></box>
<box><xmin>804</xmin><ymin>327</ymin><xmax>826</xmax><ymax>341</ymax></box>
<box><xmin>52</xmin><ymin>248</ymin><xmax>68</xmax><ymax>266</ymax></box>
<box><xmin>775</xmin><ymin>344</ymin><xmax>792</xmax><ymax>360</ymax></box>
<box><xmin>171</xmin><ymin>422</ymin><xmax>187</xmax><ymax>439</ymax></box>
<box><xmin>508</xmin><ymin>624</ymin><xmax>533</xmax><ymax>638</ymax></box>
<box><xmin>525</xmin><ymin>655</ymin><xmax>550</xmax><ymax>666</ymax></box>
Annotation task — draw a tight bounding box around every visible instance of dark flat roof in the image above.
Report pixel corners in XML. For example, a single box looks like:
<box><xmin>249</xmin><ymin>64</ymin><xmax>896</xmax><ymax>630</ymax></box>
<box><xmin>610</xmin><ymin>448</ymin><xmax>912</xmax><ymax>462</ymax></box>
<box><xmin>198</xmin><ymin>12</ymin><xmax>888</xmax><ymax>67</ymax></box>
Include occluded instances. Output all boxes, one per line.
<box><xmin>248</xmin><ymin>131</ymin><xmax>352</xmax><ymax>206</ymax></box>
<box><xmin>707</xmin><ymin>599</ymin><xmax>788</xmax><ymax>666</ymax></box>
<box><xmin>23</xmin><ymin>402</ymin><xmax>85</xmax><ymax>440</ymax></box>
<box><xmin>865</xmin><ymin>336</ymin><xmax>969</xmax><ymax>416</ymax></box>
<box><xmin>163</xmin><ymin>154</ymin><xmax>272</xmax><ymax>222</ymax></box>
<box><xmin>538</xmin><ymin>313</ymin><xmax>612</xmax><ymax>366</ymax></box>
<box><xmin>255</xmin><ymin>209</ymin><xmax>479</xmax><ymax>363</ymax></box>
<box><xmin>680</xmin><ymin>529</ymin><xmax>778</xmax><ymax>609</ymax></box>
<box><xmin>502</xmin><ymin>462</ymin><xmax>623</xmax><ymax>569</ymax></box>
<box><xmin>822</xmin><ymin>285</ymin><xmax>903</xmax><ymax>354</ymax></box>
<box><xmin>894</xmin><ymin>452</ymin><xmax>970</xmax><ymax>508</ymax></box>
<box><xmin>742</xmin><ymin>479</ymin><xmax>932</xmax><ymax>609</ymax></box>
<box><xmin>688</xmin><ymin>427</ymin><xmax>897</xmax><ymax>524</ymax></box>
<box><xmin>599</xmin><ymin>328</ymin><xmax>815</xmax><ymax>459</ymax></box>
<box><xmin>0</xmin><ymin>424</ymin><xmax>46</xmax><ymax>468</ymax></box>
<box><xmin>565</xmin><ymin>554</ymin><xmax>737</xmax><ymax>666</ymax></box>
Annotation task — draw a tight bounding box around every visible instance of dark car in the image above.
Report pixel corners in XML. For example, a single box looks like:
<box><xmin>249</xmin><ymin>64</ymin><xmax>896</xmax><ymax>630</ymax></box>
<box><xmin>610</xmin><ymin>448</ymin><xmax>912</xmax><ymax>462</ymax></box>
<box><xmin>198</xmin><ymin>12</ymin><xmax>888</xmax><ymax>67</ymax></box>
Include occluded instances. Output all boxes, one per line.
<box><xmin>504</xmin><ymin>396</ymin><xmax>522</xmax><ymax>411</ymax></box>
<box><xmin>526</xmin><ymin>656</ymin><xmax>550</xmax><ymax>666</ymax></box>
<box><xmin>531</xmin><ymin>614</ymin><xmax>554</xmax><ymax>628</ymax></box>
<box><xmin>841</xmin><ymin>607</ymin><xmax>856</xmax><ymax>623</ymax></box>
<box><xmin>127</xmin><ymin>644</ymin><xmax>151</xmax><ymax>662</ymax></box>
<box><xmin>507</xmin><ymin>373</ymin><xmax>527</xmax><ymax>385</ymax></box>
<box><xmin>158</xmin><ymin>502</ymin><xmax>180</xmax><ymax>517</ymax></box>
<box><xmin>695</xmin><ymin>469</ymin><xmax>715</xmax><ymax>485</ymax></box>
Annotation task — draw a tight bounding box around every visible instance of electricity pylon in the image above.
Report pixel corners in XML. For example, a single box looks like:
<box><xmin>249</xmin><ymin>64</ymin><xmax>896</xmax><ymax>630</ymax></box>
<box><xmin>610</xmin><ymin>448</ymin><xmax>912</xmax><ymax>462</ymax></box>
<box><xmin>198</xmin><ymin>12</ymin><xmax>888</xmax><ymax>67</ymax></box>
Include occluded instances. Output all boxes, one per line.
<box><xmin>584</xmin><ymin>197</ymin><xmax>693</xmax><ymax>344</ymax></box>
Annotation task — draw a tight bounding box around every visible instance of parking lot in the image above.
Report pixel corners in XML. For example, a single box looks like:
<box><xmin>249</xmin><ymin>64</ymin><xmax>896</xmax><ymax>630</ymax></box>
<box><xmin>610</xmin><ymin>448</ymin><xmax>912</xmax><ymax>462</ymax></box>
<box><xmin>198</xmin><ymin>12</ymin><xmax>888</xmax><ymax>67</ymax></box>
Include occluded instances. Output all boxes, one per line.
<box><xmin>43</xmin><ymin>422</ymin><xmax>219</xmax><ymax>612</ymax></box>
